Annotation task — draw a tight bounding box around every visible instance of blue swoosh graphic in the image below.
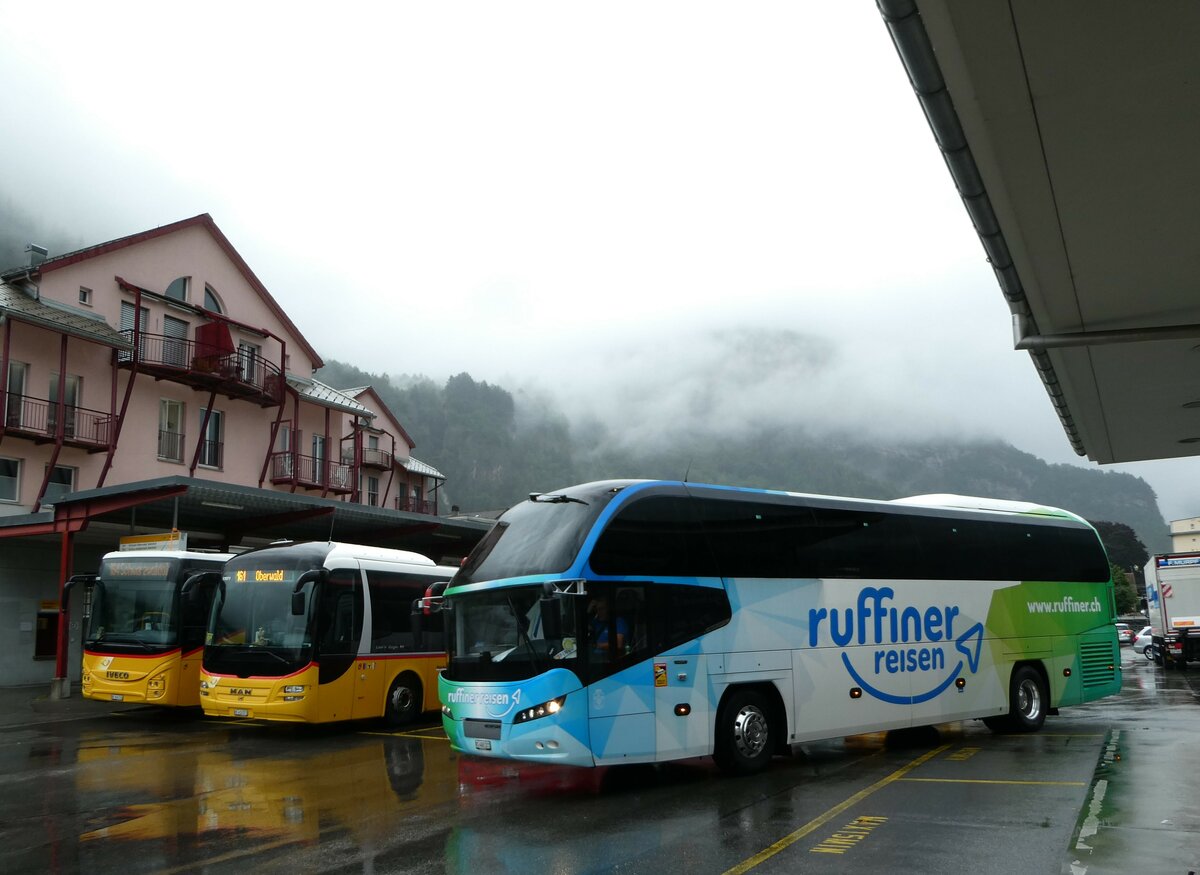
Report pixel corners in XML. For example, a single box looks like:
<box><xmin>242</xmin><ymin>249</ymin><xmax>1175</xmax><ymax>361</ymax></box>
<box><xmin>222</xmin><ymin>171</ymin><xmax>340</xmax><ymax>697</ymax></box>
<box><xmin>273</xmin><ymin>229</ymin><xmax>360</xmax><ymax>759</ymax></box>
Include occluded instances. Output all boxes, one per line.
<box><xmin>841</xmin><ymin>652</ymin><xmax>963</xmax><ymax>705</ymax></box>
<box><xmin>486</xmin><ymin>688</ymin><xmax>522</xmax><ymax>719</ymax></box>
<box><xmin>841</xmin><ymin>621</ymin><xmax>985</xmax><ymax>705</ymax></box>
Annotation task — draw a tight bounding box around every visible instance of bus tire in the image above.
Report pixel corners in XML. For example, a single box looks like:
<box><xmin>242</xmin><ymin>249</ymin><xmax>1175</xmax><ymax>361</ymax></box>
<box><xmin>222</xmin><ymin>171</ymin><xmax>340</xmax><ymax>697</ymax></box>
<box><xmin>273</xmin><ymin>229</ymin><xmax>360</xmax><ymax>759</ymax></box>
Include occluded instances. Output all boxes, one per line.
<box><xmin>714</xmin><ymin>689</ymin><xmax>773</xmax><ymax>776</ymax></box>
<box><xmin>1002</xmin><ymin>665</ymin><xmax>1047</xmax><ymax>733</ymax></box>
<box><xmin>384</xmin><ymin>674</ymin><xmax>422</xmax><ymax>727</ymax></box>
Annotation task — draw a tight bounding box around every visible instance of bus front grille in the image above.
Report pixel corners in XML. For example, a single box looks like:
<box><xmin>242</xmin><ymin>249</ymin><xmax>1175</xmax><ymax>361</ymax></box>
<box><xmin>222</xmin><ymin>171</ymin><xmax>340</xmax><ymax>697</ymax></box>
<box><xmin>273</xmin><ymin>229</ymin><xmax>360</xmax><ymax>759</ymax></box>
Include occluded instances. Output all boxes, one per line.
<box><xmin>1079</xmin><ymin>640</ymin><xmax>1117</xmax><ymax>688</ymax></box>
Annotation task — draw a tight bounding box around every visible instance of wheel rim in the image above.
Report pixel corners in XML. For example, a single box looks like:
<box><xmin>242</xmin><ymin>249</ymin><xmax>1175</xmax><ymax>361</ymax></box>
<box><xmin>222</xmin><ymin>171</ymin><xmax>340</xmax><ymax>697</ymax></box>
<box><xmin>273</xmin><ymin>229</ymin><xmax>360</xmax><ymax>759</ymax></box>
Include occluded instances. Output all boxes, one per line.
<box><xmin>391</xmin><ymin>685</ymin><xmax>415</xmax><ymax>715</ymax></box>
<box><xmin>731</xmin><ymin>704</ymin><xmax>769</xmax><ymax>759</ymax></box>
<box><xmin>1016</xmin><ymin>677</ymin><xmax>1042</xmax><ymax>721</ymax></box>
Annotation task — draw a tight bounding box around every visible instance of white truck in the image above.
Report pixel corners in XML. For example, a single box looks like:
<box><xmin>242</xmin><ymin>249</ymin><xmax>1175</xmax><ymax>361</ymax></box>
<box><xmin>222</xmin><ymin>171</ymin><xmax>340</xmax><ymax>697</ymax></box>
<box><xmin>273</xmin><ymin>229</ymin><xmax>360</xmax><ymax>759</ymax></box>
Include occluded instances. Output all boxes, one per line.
<box><xmin>1144</xmin><ymin>553</ymin><xmax>1200</xmax><ymax>668</ymax></box>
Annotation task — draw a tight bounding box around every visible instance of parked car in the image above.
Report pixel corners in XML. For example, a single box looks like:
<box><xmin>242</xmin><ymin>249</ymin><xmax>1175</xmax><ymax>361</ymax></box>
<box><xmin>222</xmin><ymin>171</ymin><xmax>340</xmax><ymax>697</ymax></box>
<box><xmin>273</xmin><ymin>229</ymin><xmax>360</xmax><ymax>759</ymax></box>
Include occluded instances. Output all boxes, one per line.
<box><xmin>1115</xmin><ymin>622</ymin><xmax>1134</xmax><ymax>646</ymax></box>
<box><xmin>1133</xmin><ymin>625</ymin><xmax>1154</xmax><ymax>656</ymax></box>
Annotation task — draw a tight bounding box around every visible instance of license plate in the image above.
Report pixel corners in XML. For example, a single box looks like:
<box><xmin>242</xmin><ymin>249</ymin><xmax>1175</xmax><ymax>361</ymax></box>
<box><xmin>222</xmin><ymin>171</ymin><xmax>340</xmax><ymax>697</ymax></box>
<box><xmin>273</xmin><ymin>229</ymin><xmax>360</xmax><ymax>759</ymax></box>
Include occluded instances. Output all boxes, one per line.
<box><xmin>474</xmin><ymin>739</ymin><xmax>492</xmax><ymax>751</ymax></box>
<box><xmin>233</xmin><ymin>708</ymin><xmax>249</xmax><ymax>717</ymax></box>
<box><xmin>111</xmin><ymin>694</ymin><xmax>124</xmax><ymax>702</ymax></box>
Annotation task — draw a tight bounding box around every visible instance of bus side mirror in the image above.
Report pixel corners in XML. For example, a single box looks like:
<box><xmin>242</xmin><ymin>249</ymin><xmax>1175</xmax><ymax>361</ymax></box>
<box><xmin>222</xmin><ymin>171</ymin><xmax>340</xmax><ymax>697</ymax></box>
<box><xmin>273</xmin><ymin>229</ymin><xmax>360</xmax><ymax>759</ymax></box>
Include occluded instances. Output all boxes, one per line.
<box><xmin>62</xmin><ymin>574</ymin><xmax>99</xmax><ymax>612</ymax></box>
<box><xmin>291</xmin><ymin>568</ymin><xmax>323</xmax><ymax>615</ymax></box>
<box><xmin>181</xmin><ymin>571</ymin><xmax>221</xmax><ymax>601</ymax></box>
<box><xmin>540</xmin><ymin>594</ymin><xmax>563</xmax><ymax>639</ymax></box>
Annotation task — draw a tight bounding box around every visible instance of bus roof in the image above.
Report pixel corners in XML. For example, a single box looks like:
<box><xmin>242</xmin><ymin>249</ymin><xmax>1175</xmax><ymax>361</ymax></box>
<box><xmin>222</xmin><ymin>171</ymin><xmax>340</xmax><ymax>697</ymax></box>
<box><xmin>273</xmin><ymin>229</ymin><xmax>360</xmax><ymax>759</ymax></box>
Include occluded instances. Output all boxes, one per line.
<box><xmin>101</xmin><ymin>549</ymin><xmax>235</xmax><ymax>561</ymax></box>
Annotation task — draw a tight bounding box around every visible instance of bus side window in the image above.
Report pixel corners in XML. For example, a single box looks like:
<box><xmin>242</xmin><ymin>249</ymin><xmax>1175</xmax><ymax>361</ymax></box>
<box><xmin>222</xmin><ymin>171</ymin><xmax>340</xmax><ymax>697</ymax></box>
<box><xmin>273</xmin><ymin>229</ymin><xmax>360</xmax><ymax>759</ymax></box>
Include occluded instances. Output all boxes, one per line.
<box><xmin>319</xmin><ymin>571</ymin><xmax>362</xmax><ymax>655</ymax></box>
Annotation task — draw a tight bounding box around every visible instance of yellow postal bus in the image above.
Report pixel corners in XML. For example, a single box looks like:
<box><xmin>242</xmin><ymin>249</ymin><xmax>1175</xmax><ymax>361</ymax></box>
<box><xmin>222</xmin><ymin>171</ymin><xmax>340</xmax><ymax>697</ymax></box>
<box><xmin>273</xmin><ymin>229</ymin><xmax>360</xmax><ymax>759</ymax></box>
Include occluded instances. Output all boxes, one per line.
<box><xmin>75</xmin><ymin>549</ymin><xmax>233</xmax><ymax>706</ymax></box>
<box><xmin>200</xmin><ymin>541</ymin><xmax>456</xmax><ymax>725</ymax></box>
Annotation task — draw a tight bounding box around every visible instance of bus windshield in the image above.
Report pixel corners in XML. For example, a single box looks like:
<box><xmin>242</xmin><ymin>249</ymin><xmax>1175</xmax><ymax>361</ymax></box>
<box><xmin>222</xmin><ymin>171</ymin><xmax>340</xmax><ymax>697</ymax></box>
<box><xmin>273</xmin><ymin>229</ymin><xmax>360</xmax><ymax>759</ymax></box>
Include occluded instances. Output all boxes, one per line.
<box><xmin>455</xmin><ymin>483</ymin><xmax>626</xmax><ymax>584</ymax></box>
<box><xmin>205</xmin><ymin>553</ymin><xmax>318</xmax><ymax>677</ymax></box>
<box><xmin>86</xmin><ymin>557</ymin><xmax>182</xmax><ymax>650</ymax></box>
<box><xmin>445</xmin><ymin>585</ymin><xmax>580</xmax><ymax>682</ymax></box>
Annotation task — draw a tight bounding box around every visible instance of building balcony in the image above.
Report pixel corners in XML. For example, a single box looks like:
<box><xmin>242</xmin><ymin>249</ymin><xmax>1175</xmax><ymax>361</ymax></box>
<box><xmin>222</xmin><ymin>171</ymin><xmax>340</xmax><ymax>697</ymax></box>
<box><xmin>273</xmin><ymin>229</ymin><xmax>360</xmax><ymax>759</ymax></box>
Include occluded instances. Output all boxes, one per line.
<box><xmin>3</xmin><ymin>394</ymin><xmax>112</xmax><ymax>452</ymax></box>
<box><xmin>394</xmin><ymin>496</ymin><xmax>437</xmax><ymax>515</ymax></box>
<box><xmin>342</xmin><ymin>446</ymin><xmax>394</xmax><ymax>470</ymax></box>
<box><xmin>269</xmin><ymin>452</ymin><xmax>352</xmax><ymax>494</ymax></box>
<box><xmin>118</xmin><ymin>331</ymin><xmax>284</xmax><ymax>407</ymax></box>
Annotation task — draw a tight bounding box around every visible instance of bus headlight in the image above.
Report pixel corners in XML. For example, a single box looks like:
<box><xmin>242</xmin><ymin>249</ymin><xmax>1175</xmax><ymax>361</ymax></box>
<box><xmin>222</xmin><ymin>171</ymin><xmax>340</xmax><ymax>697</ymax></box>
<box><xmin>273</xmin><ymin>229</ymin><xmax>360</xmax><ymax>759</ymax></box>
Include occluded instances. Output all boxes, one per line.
<box><xmin>514</xmin><ymin>695</ymin><xmax>566</xmax><ymax>724</ymax></box>
<box><xmin>283</xmin><ymin>685</ymin><xmax>305</xmax><ymax>694</ymax></box>
<box><xmin>147</xmin><ymin>674</ymin><xmax>166</xmax><ymax>699</ymax></box>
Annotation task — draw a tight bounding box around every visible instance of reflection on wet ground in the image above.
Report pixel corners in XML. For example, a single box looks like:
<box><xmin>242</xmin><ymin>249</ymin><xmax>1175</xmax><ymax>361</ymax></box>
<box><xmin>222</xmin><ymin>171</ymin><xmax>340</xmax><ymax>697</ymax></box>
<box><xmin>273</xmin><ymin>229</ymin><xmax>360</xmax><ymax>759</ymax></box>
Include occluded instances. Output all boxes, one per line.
<box><xmin>0</xmin><ymin>646</ymin><xmax>1194</xmax><ymax>874</ymax></box>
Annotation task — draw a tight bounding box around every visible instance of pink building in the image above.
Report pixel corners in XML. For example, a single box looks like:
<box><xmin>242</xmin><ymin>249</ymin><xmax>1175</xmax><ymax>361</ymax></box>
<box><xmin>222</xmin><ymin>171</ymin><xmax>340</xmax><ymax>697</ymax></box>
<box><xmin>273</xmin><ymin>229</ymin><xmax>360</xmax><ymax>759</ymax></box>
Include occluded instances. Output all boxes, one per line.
<box><xmin>0</xmin><ymin>215</ymin><xmax>484</xmax><ymax>687</ymax></box>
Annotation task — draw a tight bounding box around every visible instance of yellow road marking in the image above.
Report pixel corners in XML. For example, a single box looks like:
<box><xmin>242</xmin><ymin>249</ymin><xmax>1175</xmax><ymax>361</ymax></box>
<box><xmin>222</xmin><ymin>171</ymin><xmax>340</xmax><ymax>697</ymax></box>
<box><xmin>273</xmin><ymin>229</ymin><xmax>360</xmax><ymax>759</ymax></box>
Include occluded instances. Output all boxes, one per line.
<box><xmin>722</xmin><ymin>744</ymin><xmax>951</xmax><ymax>875</ymax></box>
<box><xmin>899</xmin><ymin>777</ymin><xmax>1085</xmax><ymax>786</ymax></box>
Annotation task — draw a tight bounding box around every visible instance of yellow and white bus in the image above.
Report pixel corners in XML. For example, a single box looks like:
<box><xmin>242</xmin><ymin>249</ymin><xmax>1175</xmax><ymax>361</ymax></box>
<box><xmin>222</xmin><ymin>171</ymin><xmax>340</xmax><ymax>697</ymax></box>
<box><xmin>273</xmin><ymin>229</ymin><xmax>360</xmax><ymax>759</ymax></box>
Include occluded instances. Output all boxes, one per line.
<box><xmin>76</xmin><ymin>549</ymin><xmax>233</xmax><ymax>706</ymax></box>
<box><xmin>200</xmin><ymin>541</ymin><xmax>457</xmax><ymax>725</ymax></box>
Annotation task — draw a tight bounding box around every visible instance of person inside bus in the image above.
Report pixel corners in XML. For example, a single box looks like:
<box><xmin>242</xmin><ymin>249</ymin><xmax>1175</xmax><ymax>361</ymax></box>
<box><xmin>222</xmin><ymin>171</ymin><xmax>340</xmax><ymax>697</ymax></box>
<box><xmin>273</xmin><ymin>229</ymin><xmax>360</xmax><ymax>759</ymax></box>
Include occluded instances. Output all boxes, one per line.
<box><xmin>588</xmin><ymin>596</ymin><xmax>628</xmax><ymax>657</ymax></box>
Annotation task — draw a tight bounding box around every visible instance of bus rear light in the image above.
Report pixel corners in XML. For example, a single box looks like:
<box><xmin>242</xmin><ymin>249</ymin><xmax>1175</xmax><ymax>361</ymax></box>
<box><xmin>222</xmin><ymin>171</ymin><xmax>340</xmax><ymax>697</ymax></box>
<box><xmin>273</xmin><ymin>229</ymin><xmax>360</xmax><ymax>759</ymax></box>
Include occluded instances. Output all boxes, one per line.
<box><xmin>514</xmin><ymin>695</ymin><xmax>566</xmax><ymax>724</ymax></box>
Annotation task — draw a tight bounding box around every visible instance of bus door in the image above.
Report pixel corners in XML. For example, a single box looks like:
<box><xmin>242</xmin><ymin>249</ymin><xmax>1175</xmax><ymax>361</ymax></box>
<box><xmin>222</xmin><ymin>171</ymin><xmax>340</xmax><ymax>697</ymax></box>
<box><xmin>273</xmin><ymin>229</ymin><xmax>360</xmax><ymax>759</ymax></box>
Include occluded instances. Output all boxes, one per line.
<box><xmin>316</xmin><ymin>568</ymin><xmax>365</xmax><ymax>723</ymax></box>
<box><xmin>586</xmin><ymin>585</ymin><xmax>656</xmax><ymax>764</ymax></box>
<box><xmin>352</xmin><ymin>589</ymin><xmax>385</xmax><ymax>720</ymax></box>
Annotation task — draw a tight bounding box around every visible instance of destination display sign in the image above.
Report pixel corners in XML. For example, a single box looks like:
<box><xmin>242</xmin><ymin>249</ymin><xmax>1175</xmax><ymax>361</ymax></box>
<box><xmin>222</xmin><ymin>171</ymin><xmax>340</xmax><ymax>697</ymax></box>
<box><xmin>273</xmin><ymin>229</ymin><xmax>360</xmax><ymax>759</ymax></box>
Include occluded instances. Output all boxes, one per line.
<box><xmin>230</xmin><ymin>568</ymin><xmax>299</xmax><ymax>584</ymax></box>
<box><xmin>104</xmin><ymin>561</ymin><xmax>173</xmax><ymax>578</ymax></box>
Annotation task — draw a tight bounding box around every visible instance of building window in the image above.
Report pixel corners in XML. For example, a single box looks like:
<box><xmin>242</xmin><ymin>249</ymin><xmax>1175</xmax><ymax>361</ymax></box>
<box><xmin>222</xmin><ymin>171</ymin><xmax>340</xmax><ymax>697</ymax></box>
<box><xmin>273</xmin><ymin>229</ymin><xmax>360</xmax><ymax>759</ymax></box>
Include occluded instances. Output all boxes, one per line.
<box><xmin>0</xmin><ymin>457</ymin><xmax>19</xmax><ymax>502</ymax></box>
<box><xmin>159</xmin><ymin>399</ymin><xmax>185</xmax><ymax>462</ymax></box>
<box><xmin>367</xmin><ymin>476</ymin><xmax>379</xmax><ymax>507</ymax></box>
<box><xmin>164</xmin><ymin>276</ymin><xmax>189</xmax><ymax>302</ymax></box>
<box><xmin>163</xmin><ymin>315</ymin><xmax>189</xmax><ymax>367</ymax></box>
<box><xmin>199</xmin><ymin>408</ymin><xmax>223</xmax><ymax>468</ymax></box>
<box><xmin>312</xmin><ymin>434</ymin><xmax>326</xmax><ymax>484</ymax></box>
<box><xmin>5</xmin><ymin>362</ymin><xmax>27</xmax><ymax>428</ymax></box>
<box><xmin>238</xmin><ymin>341</ymin><xmax>260</xmax><ymax>383</ymax></box>
<box><xmin>203</xmin><ymin>285</ymin><xmax>222</xmax><ymax>313</ymax></box>
<box><xmin>42</xmin><ymin>466</ymin><xmax>75</xmax><ymax>505</ymax></box>
<box><xmin>119</xmin><ymin>301</ymin><xmax>150</xmax><ymax>362</ymax></box>
<box><xmin>48</xmin><ymin>374</ymin><xmax>81</xmax><ymax>437</ymax></box>
<box><xmin>78</xmin><ymin>286</ymin><xmax>92</xmax><ymax>306</ymax></box>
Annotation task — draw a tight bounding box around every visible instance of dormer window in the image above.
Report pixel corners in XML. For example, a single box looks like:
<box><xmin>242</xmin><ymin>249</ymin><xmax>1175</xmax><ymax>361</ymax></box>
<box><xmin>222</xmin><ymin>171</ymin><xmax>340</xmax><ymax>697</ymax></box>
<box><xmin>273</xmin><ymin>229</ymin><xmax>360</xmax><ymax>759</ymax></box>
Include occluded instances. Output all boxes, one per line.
<box><xmin>204</xmin><ymin>285</ymin><xmax>223</xmax><ymax>313</ymax></box>
<box><xmin>164</xmin><ymin>276</ymin><xmax>189</xmax><ymax>302</ymax></box>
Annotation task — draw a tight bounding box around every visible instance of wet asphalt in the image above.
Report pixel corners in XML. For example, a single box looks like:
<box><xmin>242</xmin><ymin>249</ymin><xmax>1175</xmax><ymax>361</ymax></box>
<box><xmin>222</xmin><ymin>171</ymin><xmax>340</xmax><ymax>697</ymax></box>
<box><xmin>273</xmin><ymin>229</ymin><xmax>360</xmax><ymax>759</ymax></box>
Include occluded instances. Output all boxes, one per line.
<box><xmin>0</xmin><ymin>647</ymin><xmax>1193</xmax><ymax>875</ymax></box>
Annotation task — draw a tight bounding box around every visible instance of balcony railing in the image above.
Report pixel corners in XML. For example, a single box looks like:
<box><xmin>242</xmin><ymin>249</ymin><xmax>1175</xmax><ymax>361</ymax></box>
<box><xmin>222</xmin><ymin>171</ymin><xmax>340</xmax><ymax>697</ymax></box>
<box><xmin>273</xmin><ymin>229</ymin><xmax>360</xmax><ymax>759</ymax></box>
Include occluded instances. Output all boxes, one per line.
<box><xmin>158</xmin><ymin>429</ymin><xmax>185</xmax><ymax>462</ymax></box>
<box><xmin>394</xmin><ymin>497</ymin><xmax>437</xmax><ymax>515</ymax></box>
<box><xmin>197</xmin><ymin>439</ymin><xmax>223</xmax><ymax>469</ymax></box>
<box><xmin>118</xmin><ymin>330</ymin><xmax>284</xmax><ymax>406</ymax></box>
<box><xmin>270</xmin><ymin>452</ymin><xmax>351</xmax><ymax>493</ymax></box>
<box><xmin>341</xmin><ymin>446</ymin><xmax>394</xmax><ymax>469</ymax></box>
<box><xmin>4</xmin><ymin>394</ymin><xmax>112</xmax><ymax>450</ymax></box>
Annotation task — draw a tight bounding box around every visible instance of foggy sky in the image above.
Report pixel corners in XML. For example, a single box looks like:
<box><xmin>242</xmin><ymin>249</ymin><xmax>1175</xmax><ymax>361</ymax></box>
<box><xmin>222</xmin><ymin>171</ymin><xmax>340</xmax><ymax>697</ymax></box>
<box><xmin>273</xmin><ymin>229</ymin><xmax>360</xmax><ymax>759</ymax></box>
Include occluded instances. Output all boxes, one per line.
<box><xmin>1</xmin><ymin>2</ymin><xmax>1195</xmax><ymax>522</ymax></box>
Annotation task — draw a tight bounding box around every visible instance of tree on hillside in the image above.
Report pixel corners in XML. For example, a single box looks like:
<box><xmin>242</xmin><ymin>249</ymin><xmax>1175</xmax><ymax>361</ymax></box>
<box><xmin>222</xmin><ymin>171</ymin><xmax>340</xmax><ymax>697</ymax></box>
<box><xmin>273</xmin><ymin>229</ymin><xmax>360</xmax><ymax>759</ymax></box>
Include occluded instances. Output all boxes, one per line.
<box><xmin>1111</xmin><ymin>563</ymin><xmax>1138</xmax><ymax>615</ymax></box>
<box><xmin>1090</xmin><ymin>521</ymin><xmax>1149</xmax><ymax>571</ymax></box>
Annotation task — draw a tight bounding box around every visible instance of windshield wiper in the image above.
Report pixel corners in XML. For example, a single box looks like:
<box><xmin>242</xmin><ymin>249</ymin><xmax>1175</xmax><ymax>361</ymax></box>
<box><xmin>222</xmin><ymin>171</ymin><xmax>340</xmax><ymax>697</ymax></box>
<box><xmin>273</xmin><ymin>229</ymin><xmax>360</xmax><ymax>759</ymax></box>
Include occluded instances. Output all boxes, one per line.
<box><xmin>92</xmin><ymin>634</ymin><xmax>153</xmax><ymax>651</ymax></box>
<box><xmin>508</xmin><ymin>596</ymin><xmax>544</xmax><ymax>670</ymax></box>
<box><xmin>529</xmin><ymin>493</ymin><xmax>588</xmax><ymax>505</ymax></box>
<box><xmin>249</xmin><ymin>648</ymin><xmax>292</xmax><ymax>666</ymax></box>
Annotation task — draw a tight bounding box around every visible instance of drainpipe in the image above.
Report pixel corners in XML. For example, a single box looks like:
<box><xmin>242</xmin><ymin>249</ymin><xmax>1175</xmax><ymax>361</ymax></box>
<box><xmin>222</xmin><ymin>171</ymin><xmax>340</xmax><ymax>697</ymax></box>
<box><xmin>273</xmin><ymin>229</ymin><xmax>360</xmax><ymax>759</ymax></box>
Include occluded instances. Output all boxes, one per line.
<box><xmin>0</xmin><ymin>315</ymin><xmax>10</xmax><ymax>444</ymax></box>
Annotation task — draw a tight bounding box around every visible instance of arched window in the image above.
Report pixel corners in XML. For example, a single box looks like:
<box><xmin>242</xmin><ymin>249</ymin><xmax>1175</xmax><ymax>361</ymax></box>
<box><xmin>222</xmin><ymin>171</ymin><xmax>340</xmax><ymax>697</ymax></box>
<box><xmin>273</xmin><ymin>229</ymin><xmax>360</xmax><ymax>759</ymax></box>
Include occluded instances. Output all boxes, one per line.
<box><xmin>203</xmin><ymin>285</ymin><xmax>223</xmax><ymax>313</ymax></box>
<box><xmin>164</xmin><ymin>277</ymin><xmax>189</xmax><ymax>302</ymax></box>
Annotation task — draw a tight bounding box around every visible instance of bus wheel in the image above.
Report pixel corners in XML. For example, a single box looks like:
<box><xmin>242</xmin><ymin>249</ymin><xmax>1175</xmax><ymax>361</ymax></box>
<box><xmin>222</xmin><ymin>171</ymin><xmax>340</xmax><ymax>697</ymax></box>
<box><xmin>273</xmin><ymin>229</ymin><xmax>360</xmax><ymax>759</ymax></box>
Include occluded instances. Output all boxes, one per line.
<box><xmin>1009</xmin><ymin>666</ymin><xmax>1047</xmax><ymax>732</ymax></box>
<box><xmin>385</xmin><ymin>675</ymin><xmax>421</xmax><ymax>727</ymax></box>
<box><xmin>714</xmin><ymin>689</ymin><xmax>773</xmax><ymax>775</ymax></box>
